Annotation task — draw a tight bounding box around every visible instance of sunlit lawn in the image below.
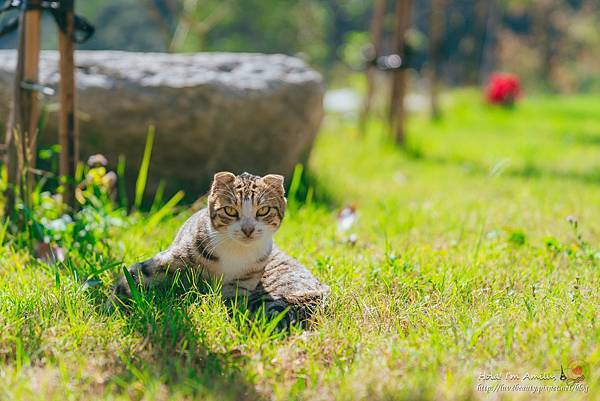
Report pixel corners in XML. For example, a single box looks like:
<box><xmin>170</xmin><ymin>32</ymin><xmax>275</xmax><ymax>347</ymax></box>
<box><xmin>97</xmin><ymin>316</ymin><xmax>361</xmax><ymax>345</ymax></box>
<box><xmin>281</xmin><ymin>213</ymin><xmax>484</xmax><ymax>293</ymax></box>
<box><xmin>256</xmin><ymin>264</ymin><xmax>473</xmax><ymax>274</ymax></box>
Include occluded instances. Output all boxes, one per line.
<box><xmin>0</xmin><ymin>90</ymin><xmax>598</xmax><ymax>400</ymax></box>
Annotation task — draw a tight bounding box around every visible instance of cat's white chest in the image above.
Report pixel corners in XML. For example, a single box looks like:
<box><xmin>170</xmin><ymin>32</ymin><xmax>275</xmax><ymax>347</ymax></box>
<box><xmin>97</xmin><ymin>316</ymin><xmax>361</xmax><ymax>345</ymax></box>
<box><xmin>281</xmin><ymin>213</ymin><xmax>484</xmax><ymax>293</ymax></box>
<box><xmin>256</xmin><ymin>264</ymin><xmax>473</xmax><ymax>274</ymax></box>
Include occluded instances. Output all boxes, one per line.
<box><xmin>212</xmin><ymin>239</ymin><xmax>270</xmax><ymax>283</ymax></box>
<box><xmin>217</xmin><ymin>253</ymin><xmax>252</xmax><ymax>281</ymax></box>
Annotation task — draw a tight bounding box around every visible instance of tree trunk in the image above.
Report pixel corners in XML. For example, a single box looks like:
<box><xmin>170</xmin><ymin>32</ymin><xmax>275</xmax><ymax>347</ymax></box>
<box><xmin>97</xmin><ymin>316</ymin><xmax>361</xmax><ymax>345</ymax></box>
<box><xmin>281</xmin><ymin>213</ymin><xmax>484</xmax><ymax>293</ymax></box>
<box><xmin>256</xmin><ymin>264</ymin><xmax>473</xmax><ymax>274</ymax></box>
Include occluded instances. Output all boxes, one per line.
<box><xmin>4</xmin><ymin>2</ymin><xmax>41</xmax><ymax>217</ymax></box>
<box><xmin>429</xmin><ymin>0</ymin><xmax>445</xmax><ymax>120</ymax></box>
<box><xmin>479</xmin><ymin>0</ymin><xmax>500</xmax><ymax>85</ymax></box>
<box><xmin>58</xmin><ymin>0</ymin><xmax>78</xmax><ymax>207</ymax></box>
<box><xmin>359</xmin><ymin>0</ymin><xmax>386</xmax><ymax>134</ymax></box>
<box><xmin>389</xmin><ymin>0</ymin><xmax>411</xmax><ymax>145</ymax></box>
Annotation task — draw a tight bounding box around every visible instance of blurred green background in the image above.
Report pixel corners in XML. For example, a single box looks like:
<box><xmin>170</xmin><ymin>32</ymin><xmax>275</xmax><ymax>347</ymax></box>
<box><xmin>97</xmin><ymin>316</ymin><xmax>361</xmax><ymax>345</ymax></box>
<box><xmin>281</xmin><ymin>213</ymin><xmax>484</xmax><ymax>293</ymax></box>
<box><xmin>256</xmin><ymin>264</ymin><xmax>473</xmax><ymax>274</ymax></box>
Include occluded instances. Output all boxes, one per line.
<box><xmin>1</xmin><ymin>0</ymin><xmax>599</xmax><ymax>92</ymax></box>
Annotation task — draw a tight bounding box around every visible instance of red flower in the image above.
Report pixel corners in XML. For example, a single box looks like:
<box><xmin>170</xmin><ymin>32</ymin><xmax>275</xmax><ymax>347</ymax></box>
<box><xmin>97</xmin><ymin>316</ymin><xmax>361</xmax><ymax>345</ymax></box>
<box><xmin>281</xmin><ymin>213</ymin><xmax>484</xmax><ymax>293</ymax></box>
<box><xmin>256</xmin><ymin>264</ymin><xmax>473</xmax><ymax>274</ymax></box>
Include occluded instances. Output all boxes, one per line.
<box><xmin>486</xmin><ymin>73</ymin><xmax>521</xmax><ymax>106</ymax></box>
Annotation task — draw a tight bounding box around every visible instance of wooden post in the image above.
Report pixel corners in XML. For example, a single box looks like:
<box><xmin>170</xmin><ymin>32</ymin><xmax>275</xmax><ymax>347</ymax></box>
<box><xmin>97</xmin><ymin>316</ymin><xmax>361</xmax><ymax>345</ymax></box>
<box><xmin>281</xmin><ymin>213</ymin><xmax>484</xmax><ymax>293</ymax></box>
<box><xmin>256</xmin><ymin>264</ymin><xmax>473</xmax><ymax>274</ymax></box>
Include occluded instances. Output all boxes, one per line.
<box><xmin>429</xmin><ymin>0</ymin><xmax>445</xmax><ymax>120</ymax></box>
<box><xmin>58</xmin><ymin>0</ymin><xmax>78</xmax><ymax>207</ymax></box>
<box><xmin>389</xmin><ymin>0</ymin><xmax>411</xmax><ymax>145</ymax></box>
<box><xmin>359</xmin><ymin>0</ymin><xmax>386</xmax><ymax>134</ymax></box>
<box><xmin>4</xmin><ymin>0</ymin><xmax>41</xmax><ymax>217</ymax></box>
<box><xmin>479</xmin><ymin>0</ymin><xmax>499</xmax><ymax>85</ymax></box>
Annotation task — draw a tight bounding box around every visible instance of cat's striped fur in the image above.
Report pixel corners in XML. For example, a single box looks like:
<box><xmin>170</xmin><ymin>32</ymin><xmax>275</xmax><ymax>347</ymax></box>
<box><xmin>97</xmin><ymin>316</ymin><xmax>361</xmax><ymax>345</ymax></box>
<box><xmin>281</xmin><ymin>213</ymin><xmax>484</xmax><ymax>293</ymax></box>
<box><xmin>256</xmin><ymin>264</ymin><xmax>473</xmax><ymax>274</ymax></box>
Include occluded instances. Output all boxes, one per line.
<box><xmin>114</xmin><ymin>172</ymin><xmax>329</xmax><ymax>325</ymax></box>
<box><xmin>249</xmin><ymin>247</ymin><xmax>330</xmax><ymax>329</ymax></box>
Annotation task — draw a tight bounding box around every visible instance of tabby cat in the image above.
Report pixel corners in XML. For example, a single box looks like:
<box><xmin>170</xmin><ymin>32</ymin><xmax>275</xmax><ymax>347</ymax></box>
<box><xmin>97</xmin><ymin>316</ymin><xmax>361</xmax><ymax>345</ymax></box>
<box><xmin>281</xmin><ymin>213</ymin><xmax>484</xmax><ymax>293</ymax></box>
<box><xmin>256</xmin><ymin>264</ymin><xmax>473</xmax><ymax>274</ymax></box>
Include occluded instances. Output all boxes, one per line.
<box><xmin>115</xmin><ymin>171</ymin><xmax>289</xmax><ymax>299</ymax></box>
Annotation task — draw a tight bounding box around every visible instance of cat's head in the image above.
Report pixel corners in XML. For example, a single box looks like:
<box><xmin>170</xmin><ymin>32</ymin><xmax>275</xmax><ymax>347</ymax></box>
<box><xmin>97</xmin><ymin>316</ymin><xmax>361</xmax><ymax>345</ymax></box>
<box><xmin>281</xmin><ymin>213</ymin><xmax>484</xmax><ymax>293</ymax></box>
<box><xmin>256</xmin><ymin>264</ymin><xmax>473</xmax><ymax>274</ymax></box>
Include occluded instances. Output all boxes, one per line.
<box><xmin>208</xmin><ymin>171</ymin><xmax>286</xmax><ymax>244</ymax></box>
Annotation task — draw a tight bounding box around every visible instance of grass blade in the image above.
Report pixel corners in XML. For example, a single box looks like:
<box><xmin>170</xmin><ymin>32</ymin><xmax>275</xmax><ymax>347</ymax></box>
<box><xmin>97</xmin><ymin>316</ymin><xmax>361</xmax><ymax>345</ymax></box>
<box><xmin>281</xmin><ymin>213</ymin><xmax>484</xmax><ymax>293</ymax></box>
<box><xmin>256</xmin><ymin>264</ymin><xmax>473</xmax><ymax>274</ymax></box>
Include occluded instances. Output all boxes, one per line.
<box><xmin>288</xmin><ymin>163</ymin><xmax>304</xmax><ymax>206</ymax></box>
<box><xmin>54</xmin><ymin>263</ymin><xmax>61</xmax><ymax>288</ymax></box>
<box><xmin>150</xmin><ymin>180</ymin><xmax>166</xmax><ymax>212</ymax></box>
<box><xmin>117</xmin><ymin>154</ymin><xmax>128</xmax><ymax>209</ymax></box>
<box><xmin>134</xmin><ymin>125</ymin><xmax>155</xmax><ymax>210</ymax></box>
<box><xmin>122</xmin><ymin>266</ymin><xmax>141</xmax><ymax>304</ymax></box>
<box><xmin>146</xmin><ymin>190</ymin><xmax>184</xmax><ymax>229</ymax></box>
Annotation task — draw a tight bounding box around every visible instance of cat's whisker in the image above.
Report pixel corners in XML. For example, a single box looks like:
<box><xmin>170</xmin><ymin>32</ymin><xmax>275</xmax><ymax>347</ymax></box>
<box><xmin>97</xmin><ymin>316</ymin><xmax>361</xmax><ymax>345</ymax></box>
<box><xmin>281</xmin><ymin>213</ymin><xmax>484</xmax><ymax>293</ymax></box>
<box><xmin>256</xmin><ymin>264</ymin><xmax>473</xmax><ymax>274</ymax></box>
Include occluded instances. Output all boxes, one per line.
<box><xmin>203</xmin><ymin>236</ymin><xmax>229</xmax><ymax>260</ymax></box>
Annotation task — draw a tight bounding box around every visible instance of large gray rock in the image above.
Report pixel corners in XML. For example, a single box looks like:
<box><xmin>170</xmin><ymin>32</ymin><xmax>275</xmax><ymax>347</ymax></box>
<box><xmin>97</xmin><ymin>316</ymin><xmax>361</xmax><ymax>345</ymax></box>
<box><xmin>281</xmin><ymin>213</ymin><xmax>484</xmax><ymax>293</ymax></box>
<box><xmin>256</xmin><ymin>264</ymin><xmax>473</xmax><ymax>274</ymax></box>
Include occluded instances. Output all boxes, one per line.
<box><xmin>0</xmin><ymin>51</ymin><xmax>324</xmax><ymax>201</ymax></box>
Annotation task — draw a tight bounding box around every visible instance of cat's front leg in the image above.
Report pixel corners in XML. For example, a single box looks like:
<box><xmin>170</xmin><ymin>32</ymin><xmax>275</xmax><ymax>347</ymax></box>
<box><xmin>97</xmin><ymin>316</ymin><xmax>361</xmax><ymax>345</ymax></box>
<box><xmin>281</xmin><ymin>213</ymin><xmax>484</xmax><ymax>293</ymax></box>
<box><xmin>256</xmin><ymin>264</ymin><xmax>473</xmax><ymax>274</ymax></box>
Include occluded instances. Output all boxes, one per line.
<box><xmin>222</xmin><ymin>283</ymin><xmax>253</xmax><ymax>298</ymax></box>
<box><xmin>113</xmin><ymin>250</ymin><xmax>183</xmax><ymax>299</ymax></box>
<box><xmin>221</xmin><ymin>268</ymin><xmax>264</xmax><ymax>298</ymax></box>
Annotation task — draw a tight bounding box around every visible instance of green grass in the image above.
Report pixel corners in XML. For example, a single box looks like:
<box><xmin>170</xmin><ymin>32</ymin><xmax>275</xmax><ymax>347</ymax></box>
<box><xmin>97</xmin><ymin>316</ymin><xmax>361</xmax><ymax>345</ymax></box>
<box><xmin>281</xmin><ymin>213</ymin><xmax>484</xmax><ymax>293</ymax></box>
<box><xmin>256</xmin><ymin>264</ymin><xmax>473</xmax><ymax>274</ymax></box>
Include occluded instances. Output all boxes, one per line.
<box><xmin>0</xmin><ymin>90</ymin><xmax>598</xmax><ymax>400</ymax></box>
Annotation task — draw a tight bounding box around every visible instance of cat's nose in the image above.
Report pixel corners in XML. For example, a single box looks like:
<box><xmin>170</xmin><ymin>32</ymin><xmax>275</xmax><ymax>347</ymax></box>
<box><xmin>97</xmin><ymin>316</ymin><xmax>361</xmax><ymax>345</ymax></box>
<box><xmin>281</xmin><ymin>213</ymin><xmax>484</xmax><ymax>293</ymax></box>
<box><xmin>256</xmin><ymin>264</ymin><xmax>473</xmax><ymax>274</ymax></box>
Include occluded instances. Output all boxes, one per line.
<box><xmin>241</xmin><ymin>224</ymin><xmax>255</xmax><ymax>238</ymax></box>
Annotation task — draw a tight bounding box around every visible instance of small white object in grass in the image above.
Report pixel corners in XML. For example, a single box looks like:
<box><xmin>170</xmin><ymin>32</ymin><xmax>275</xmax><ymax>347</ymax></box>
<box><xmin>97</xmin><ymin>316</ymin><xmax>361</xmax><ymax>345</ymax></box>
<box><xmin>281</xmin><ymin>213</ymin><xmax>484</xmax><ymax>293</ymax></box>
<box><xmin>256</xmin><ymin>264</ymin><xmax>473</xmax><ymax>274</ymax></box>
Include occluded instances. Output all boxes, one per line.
<box><xmin>566</xmin><ymin>215</ymin><xmax>578</xmax><ymax>227</ymax></box>
<box><xmin>486</xmin><ymin>230</ymin><xmax>500</xmax><ymax>239</ymax></box>
<box><xmin>337</xmin><ymin>205</ymin><xmax>357</xmax><ymax>232</ymax></box>
<box><xmin>342</xmin><ymin>234</ymin><xmax>358</xmax><ymax>246</ymax></box>
<box><xmin>394</xmin><ymin>171</ymin><xmax>407</xmax><ymax>184</ymax></box>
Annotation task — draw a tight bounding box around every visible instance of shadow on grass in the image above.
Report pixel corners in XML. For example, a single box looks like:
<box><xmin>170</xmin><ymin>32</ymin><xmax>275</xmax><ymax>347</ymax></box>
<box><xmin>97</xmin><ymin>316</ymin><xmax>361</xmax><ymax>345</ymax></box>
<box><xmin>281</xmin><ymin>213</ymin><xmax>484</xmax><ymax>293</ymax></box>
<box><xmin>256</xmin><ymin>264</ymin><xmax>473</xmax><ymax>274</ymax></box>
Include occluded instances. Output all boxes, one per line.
<box><xmin>405</xmin><ymin>150</ymin><xmax>600</xmax><ymax>184</ymax></box>
<box><xmin>566</xmin><ymin>131</ymin><xmax>600</xmax><ymax>147</ymax></box>
<box><xmin>99</xmin><ymin>255</ymin><xmax>324</xmax><ymax>399</ymax></box>
<box><xmin>287</xmin><ymin>165</ymin><xmax>339</xmax><ymax>210</ymax></box>
<box><xmin>110</xmin><ymin>286</ymin><xmax>264</xmax><ymax>401</ymax></box>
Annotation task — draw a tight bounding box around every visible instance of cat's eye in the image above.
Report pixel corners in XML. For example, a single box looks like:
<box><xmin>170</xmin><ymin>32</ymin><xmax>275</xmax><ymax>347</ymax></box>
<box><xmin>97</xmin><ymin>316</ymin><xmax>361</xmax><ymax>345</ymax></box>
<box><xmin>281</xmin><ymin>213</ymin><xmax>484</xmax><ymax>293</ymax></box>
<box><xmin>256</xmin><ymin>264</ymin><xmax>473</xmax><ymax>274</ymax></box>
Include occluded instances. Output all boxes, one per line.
<box><xmin>223</xmin><ymin>206</ymin><xmax>238</xmax><ymax>217</ymax></box>
<box><xmin>256</xmin><ymin>206</ymin><xmax>270</xmax><ymax>217</ymax></box>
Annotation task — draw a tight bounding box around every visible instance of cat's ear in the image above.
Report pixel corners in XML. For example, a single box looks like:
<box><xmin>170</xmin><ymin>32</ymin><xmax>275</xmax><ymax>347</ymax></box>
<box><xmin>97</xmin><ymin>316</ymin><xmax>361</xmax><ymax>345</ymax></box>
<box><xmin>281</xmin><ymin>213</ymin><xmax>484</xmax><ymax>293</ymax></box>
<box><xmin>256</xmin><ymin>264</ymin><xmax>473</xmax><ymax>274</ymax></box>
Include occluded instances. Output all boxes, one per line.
<box><xmin>212</xmin><ymin>171</ymin><xmax>236</xmax><ymax>186</ymax></box>
<box><xmin>211</xmin><ymin>172</ymin><xmax>235</xmax><ymax>195</ymax></box>
<box><xmin>262</xmin><ymin>174</ymin><xmax>285</xmax><ymax>194</ymax></box>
